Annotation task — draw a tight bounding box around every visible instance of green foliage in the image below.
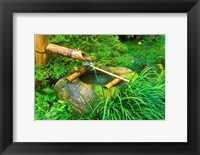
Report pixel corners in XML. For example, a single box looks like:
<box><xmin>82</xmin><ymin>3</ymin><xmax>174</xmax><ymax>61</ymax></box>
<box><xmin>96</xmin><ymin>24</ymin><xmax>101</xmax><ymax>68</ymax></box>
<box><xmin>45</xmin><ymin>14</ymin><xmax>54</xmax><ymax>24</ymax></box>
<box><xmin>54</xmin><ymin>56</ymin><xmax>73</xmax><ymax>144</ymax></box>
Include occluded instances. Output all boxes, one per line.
<box><xmin>35</xmin><ymin>64</ymin><xmax>50</xmax><ymax>85</ymax></box>
<box><xmin>35</xmin><ymin>56</ymin><xmax>78</xmax><ymax>120</ymax></box>
<box><xmin>120</xmin><ymin>67</ymin><xmax>165</xmax><ymax>120</ymax></box>
<box><xmin>35</xmin><ymin>56</ymin><xmax>82</xmax><ymax>87</ymax></box>
<box><xmin>46</xmin><ymin>55</ymin><xmax>82</xmax><ymax>80</ymax></box>
<box><xmin>35</xmin><ymin>86</ymin><xmax>73</xmax><ymax>120</ymax></box>
<box><xmin>49</xmin><ymin>35</ymin><xmax>165</xmax><ymax>72</ymax></box>
<box><xmin>127</xmin><ymin>35</ymin><xmax>165</xmax><ymax>73</ymax></box>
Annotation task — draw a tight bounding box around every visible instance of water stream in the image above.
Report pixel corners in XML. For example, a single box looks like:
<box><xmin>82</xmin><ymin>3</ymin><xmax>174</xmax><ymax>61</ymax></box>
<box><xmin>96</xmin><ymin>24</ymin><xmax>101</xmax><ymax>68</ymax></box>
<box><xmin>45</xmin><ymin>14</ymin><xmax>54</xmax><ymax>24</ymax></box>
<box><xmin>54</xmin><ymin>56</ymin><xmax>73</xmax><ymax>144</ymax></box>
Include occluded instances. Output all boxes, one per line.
<box><xmin>93</xmin><ymin>68</ymin><xmax>99</xmax><ymax>82</ymax></box>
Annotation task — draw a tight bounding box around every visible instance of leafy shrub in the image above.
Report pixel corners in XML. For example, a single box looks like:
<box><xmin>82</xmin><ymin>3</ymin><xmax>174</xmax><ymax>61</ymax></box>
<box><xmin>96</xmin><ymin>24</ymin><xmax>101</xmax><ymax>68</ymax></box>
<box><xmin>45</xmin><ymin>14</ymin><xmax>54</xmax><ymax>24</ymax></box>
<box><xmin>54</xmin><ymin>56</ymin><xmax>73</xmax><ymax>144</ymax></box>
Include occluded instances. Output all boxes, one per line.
<box><xmin>127</xmin><ymin>35</ymin><xmax>165</xmax><ymax>73</ymax></box>
<box><xmin>35</xmin><ymin>64</ymin><xmax>50</xmax><ymax>85</ymax></box>
<box><xmin>35</xmin><ymin>86</ymin><xmax>73</xmax><ymax>120</ymax></box>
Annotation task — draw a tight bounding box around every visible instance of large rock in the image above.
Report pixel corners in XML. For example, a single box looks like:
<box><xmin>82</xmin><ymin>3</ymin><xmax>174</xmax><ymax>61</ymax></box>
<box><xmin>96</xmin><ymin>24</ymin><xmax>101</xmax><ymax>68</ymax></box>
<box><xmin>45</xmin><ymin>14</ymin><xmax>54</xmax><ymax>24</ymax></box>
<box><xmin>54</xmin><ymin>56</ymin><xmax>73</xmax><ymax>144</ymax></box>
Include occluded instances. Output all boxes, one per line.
<box><xmin>54</xmin><ymin>78</ymin><xmax>95</xmax><ymax>112</ymax></box>
<box><xmin>54</xmin><ymin>67</ymin><xmax>134</xmax><ymax>112</ymax></box>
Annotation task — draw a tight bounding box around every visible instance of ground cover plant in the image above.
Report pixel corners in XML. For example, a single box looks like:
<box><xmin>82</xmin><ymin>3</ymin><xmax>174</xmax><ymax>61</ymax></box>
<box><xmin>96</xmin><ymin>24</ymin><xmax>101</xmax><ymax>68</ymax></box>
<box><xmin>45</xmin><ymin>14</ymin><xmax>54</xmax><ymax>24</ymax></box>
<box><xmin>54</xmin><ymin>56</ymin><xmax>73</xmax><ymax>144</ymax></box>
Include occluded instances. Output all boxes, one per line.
<box><xmin>35</xmin><ymin>35</ymin><xmax>165</xmax><ymax>120</ymax></box>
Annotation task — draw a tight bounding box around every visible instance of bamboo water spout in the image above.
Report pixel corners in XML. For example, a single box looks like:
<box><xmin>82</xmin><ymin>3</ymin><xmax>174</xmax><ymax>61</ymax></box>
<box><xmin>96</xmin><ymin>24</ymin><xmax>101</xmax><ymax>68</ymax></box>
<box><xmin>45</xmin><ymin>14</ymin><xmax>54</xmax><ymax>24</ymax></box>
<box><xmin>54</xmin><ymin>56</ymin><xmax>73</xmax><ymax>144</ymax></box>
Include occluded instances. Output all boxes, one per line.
<box><xmin>46</xmin><ymin>43</ymin><xmax>91</xmax><ymax>61</ymax></box>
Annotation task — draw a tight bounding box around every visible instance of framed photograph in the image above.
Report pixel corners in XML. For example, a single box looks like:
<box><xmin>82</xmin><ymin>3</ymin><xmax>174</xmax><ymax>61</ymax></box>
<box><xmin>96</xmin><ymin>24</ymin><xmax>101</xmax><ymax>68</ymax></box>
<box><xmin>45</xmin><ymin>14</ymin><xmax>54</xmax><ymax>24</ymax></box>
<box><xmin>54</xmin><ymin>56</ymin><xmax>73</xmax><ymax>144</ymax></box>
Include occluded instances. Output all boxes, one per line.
<box><xmin>0</xmin><ymin>0</ymin><xmax>199</xmax><ymax>154</ymax></box>
<box><xmin>34</xmin><ymin>34</ymin><xmax>165</xmax><ymax>121</ymax></box>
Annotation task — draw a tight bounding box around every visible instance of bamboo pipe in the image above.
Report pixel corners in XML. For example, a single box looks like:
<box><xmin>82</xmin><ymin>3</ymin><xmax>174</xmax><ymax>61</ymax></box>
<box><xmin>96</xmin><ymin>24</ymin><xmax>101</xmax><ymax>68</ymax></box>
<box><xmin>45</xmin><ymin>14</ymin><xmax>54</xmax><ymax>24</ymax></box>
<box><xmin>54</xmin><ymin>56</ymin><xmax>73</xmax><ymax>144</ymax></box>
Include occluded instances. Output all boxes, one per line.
<box><xmin>46</xmin><ymin>43</ymin><xmax>91</xmax><ymax>61</ymax></box>
<box><xmin>67</xmin><ymin>67</ymin><xmax>88</xmax><ymax>82</ymax></box>
<box><xmin>104</xmin><ymin>78</ymin><xmax>123</xmax><ymax>89</ymax></box>
<box><xmin>90</xmin><ymin>65</ymin><xmax>130</xmax><ymax>82</ymax></box>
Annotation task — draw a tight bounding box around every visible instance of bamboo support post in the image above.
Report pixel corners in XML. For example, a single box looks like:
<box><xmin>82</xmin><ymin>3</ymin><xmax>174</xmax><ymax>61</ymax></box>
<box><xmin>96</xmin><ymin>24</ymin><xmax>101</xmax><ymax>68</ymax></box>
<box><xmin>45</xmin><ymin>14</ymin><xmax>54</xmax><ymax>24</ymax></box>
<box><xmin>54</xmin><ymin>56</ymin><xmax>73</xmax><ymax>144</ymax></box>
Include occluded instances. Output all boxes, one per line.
<box><xmin>67</xmin><ymin>67</ymin><xmax>88</xmax><ymax>82</ymax></box>
<box><xmin>46</xmin><ymin>43</ymin><xmax>91</xmax><ymax>61</ymax></box>
<box><xmin>104</xmin><ymin>78</ymin><xmax>123</xmax><ymax>89</ymax></box>
<box><xmin>35</xmin><ymin>35</ymin><xmax>50</xmax><ymax>66</ymax></box>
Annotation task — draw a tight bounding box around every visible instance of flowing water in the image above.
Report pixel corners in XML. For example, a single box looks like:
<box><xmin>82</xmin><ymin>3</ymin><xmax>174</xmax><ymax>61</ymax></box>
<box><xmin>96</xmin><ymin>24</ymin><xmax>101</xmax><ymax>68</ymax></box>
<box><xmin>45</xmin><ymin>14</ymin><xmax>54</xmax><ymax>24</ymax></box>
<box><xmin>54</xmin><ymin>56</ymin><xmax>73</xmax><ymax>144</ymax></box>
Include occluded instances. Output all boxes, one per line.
<box><xmin>93</xmin><ymin>68</ymin><xmax>99</xmax><ymax>82</ymax></box>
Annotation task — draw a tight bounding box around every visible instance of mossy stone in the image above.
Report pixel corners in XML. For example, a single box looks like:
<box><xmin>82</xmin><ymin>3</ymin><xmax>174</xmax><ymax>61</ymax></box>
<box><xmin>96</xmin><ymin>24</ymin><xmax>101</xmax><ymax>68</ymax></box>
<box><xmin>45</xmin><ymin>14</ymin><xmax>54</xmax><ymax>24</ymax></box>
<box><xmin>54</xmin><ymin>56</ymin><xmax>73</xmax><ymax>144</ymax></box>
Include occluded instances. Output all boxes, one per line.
<box><xmin>53</xmin><ymin>66</ymin><xmax>136</xmax><ymax>112</ymax></box>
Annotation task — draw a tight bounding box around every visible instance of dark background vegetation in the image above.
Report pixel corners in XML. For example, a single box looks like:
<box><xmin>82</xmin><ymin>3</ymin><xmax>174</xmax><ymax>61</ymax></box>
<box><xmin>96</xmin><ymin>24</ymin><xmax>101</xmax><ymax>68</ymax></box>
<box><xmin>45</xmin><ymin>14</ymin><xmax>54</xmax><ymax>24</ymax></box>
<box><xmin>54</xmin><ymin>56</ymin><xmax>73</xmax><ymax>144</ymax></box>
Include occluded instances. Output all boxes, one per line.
<box><xmin>35</xmin><ymin>35</ymin><xmax>165</xmax><ymax>120</ymax></box>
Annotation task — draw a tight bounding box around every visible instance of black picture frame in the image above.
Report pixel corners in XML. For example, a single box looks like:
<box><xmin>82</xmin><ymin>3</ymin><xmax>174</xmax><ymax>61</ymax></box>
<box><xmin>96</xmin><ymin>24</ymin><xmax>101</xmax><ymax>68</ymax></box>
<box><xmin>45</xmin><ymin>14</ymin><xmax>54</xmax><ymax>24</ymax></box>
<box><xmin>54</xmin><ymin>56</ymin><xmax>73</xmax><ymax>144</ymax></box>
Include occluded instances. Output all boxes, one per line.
<box><xmin>0</xmin><ymin>0</ymin><xmax>200</xmax><ymax>154</ymax></box>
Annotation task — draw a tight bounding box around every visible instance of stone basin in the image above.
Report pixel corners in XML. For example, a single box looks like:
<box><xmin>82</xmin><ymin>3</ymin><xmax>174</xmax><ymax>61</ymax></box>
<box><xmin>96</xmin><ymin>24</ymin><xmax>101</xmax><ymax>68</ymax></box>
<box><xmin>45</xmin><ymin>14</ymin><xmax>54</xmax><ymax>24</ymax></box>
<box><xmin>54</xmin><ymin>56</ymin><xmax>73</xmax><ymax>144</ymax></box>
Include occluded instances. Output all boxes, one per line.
<box><xmin>54</xmin><ymin>67</ymin><xmax>134</xmax><ymax>112</ymax></box>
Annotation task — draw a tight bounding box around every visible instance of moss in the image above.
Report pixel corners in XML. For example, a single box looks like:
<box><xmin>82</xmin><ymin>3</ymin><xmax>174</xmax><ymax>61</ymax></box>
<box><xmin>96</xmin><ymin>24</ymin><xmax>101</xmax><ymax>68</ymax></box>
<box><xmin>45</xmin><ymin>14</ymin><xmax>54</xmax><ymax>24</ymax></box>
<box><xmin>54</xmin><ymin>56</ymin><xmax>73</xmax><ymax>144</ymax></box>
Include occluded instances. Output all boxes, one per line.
<box><xmin>124</xmin><ymin>72</ymin><xmax>138</xmax><ymax>82</ymax></box>
<box><xmin>93</xmin><ymin>85</ymin><xmax>120</xmax><ymax>100</ymax></box>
